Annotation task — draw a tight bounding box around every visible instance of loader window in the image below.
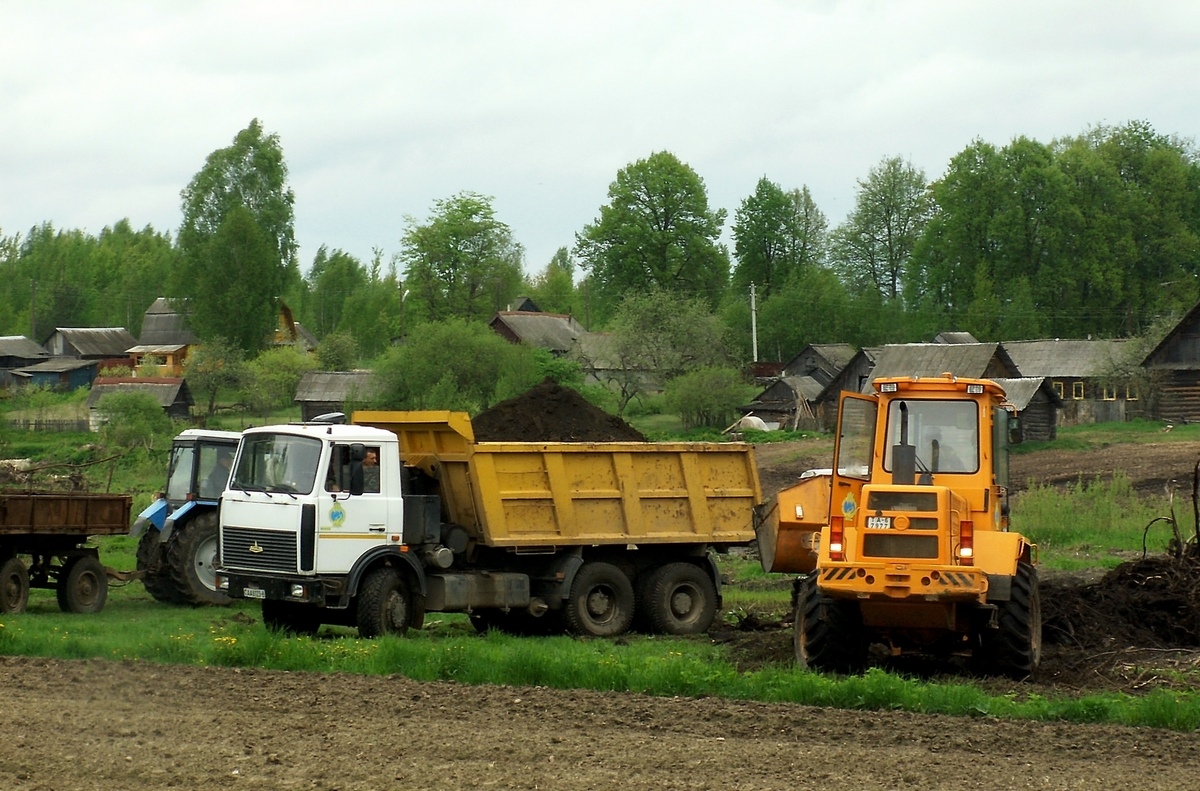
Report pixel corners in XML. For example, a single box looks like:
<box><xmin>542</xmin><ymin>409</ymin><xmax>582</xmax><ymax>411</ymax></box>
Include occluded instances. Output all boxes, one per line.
<box><xmin>835</xmin><ymin>396</ymin><xmax>876</xmax><ymax>481</ymax></box>
<box><xmin>884</xmin><ymin>400</ymin><xmax>978</xmax><ymax>474</ymax></box>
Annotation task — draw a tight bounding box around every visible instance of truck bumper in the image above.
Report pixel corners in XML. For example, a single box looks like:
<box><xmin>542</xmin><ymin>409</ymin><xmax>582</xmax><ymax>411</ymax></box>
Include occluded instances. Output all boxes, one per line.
<box><xmin>817</xmin><ymin>562</ymin><xmax>988</xmax><ymax>603</ymax></box>
<box><xmin>218</xmin><ymin>571</ymin><xmax>343</xmax><ymax>605</ymax></box>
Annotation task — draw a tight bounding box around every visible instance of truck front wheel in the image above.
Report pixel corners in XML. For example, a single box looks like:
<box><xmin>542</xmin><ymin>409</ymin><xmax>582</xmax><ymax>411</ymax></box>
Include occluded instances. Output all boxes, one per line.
<box><xmin>56</xmin><ymin>556</ymin><xmax>108</xmax><ymax>614</ymax></box>
<box><xmin>565</xmin><ymin>561</ymin><xmax>634</xmax><ymax>637</ymax></box>
<box><xmin>1</xmin><ymin>556</ymin><xmax>30</xmax><ymax>614</ymax></box>
<box><xmin>356</xmin><ymin>567</ymin><xmax>414</xmax><ymax>638</ymax></box>
<box><xmin>644</xmin><ymin>562</ymin><xmax>718</xmax><ymax>635</ymax></box>
<box><xmin>168</xmin><ymin>512</ymin><xmax>231</xmax><ymax>606</ymax></box>
<box><xmin>794</xmin><ymin>572</ymin><xmax>866</xmax><ymax>674</ymax></box>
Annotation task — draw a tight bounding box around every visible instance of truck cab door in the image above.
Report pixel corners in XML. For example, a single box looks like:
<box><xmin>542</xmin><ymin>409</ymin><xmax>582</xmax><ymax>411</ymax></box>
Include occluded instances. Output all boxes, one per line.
<box><xmin>316</xmin><ymin>443</ymin><xmax>399</xmax><ymax>574</ymax></box>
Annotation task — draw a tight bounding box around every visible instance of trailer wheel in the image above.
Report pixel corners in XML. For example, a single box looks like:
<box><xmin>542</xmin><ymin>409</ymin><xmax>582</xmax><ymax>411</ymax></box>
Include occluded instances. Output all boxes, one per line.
<box><xmin>356</xmin><ymin>567</ymin><xmax>413</xmax><ymax>638</ymax></box>
<box><xmin>794</xmin><ymin>572</ymin><xmax>866</xmax><ymax>674</ymax></box>
<box><xmin>136</xmin><ymin>527</ymin><xmax>183</xmax><ymax>605</ymax></box>
<box><xmin>564</xmin><ymin>562</ymin><xmax>634</xmax><ymax>637</ymax></box>
<box><xmin>644</xmin><ymin>562</ymin><xmax>718</xmax><ymax>635</ymax></box>
<box><xmin>167</xmin><ymin>512</ymin><xmax>231</xmax><ymax>606</ymax></box>
<box><xmin>978</xmin><ymin>561</ymin><xmax>1041</xmax><ymax>679</ymax></box>
<box><xmin>56</xmin><ymin>556</ymin><xmax>108</xmax><ymax>614</ymax></box>
<box><xmin>1</xmin><ymin>556</ymin><xmax>30</xmax><ymax>614</ymax></box>
<box><xmin>262</xmin><ymin>600</ymin><xmax>321</xmax><ymax>636</ymax></box>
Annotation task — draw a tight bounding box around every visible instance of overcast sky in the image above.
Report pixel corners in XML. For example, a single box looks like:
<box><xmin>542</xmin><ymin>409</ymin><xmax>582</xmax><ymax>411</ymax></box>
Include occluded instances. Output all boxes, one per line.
<box><xmin>3</xmin><ymin>1</ymin><xmax>1197</xmax><ymax>279</ymax></box>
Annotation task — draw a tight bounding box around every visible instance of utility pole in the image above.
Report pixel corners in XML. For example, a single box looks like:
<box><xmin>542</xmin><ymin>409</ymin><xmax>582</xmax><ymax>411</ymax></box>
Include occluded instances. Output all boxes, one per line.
<box><xmin>30</xmin><ymin>279</ymin><xmax>37</xmax><ymax>339</ymax></box>
<box><xmin>750</xmin><ymin>282</ymin><xmax>759</xmax><ymax>362</ymax></box>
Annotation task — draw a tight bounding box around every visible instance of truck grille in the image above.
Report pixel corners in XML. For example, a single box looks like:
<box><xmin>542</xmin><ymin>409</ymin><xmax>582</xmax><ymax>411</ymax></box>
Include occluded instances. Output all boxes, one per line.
<box><xmin>222</xmin><ymin>526</ymin><xmax>296</xmax><ymax>572</ymax></box>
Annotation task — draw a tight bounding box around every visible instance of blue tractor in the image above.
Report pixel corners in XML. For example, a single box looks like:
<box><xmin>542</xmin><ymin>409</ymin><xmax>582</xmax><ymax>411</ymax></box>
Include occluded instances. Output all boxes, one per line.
<box><xmin>131</xmin><ymin>429</ymin><xmax>241</xmax><ymax>605</ymax></box>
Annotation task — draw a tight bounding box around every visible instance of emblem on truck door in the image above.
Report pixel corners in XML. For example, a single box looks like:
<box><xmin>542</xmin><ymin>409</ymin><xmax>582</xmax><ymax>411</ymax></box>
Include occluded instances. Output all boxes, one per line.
<box><xmin>248</xmin><ymin>541</ymin><xmax>264</xmax><ymax>554</ymax></box>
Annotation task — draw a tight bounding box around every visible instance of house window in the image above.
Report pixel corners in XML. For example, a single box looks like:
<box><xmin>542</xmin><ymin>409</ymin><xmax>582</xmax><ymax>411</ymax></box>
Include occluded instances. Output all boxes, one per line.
<box><xmin>1102</xmin><ymin>385</ymin><xmax>1117</xmax><ymax>401</ymax></box>
<box><xmin>1072</xmin><ymin>382</ymin><xmax>1084</xmax><ymax>400</ymax></box>
<box><xmin>1052</xmin><ymin>381</ymin><xmax>1065</xmax><ymax>399</ymax></box>
<box><xmin>1126</xmin><ymin>385</ymin><xmax>1139</xmax><ymax>401</ymax></box>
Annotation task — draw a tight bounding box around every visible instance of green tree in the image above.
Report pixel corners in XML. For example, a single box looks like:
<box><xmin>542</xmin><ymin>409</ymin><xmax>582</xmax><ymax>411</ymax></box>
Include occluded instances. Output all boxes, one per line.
<box><xmin>175</xmin><ymin>119</ymin><xmax>297</xmax><ymax>353</ymax></box>
<box><xmin>664</xmin><ymin>366</ymin><xmax>756</xmax><ymax>429</ymax></box>
<box><xmin>732</xmin><ymin>179</ymin><xmax>828</xmax><ymax>300</ymax></box>
<box><xmin>400</xmin><ymin>193</ymin><xmax>525</xmax><ymax>323</ymax></box>
<box><xmin>242</xmin><ymin>346</ymin><xmax>317</xmax><ymax>418</ymax></box>
<box><xmin>588</xmin><ymin>289</ymin><xmax>734</xmax><ymax>414</ymax></box>
<box><xmin>372</xmin><ymin>318</ymin><xmax>540</xmax><ymax>412</ymax></box>
<box><xmin>831</xmin><ymin>156</ymin><xmax>930</xmax><ymax>301</ymax></box>
<box><xmin>96</xmin><ymin>391</ymin><xmax>172</xmax><ymax>453</ymax></box>
<box><xmin>183</xmin><ymin>338</ymin><xmax>247</xmax><ymax>420</ymax></box>
<box><xmin>527</xmin><ymin>247</ymin><xmax>580</xmax><ymax>316</ymax></box>
<box><xmin>315</xmin><ymin>330</ymin><xmax>359</xmax><ymax>370</ymax></box>
<box><xmin>574</xmin><ymin>151</ymin><xmax>729</xmax><ymax>322</ymax></box>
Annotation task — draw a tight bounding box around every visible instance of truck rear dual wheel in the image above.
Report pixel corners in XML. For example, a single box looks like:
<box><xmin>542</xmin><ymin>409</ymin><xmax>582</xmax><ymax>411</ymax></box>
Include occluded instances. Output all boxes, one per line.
<box><xmin>356</xmin><ymin>567</ymin><xmax>415</xmax><ymax>637</ymax></box>
<box><xmin>167</xmin><ymin>512</ymin><xmax>231</xmax><ymax>606</ymax></box>
<box><xmin>565</xmin><ymin>562</ymin><xmax>635</xmax><ymax>637</ymax></box>
<box><xmin>793</xmin><ymin>572</ymin><xmax>867</xmax><ymax>674</ymax></box>
<box><xmin>1</xmin><ymin>556</ymin><xmax>30</xmax><ymax>614</ymax></box>
<box><xmin>642</xmin><ymin>562</ymin><xmax>718</xmax><ymax>636</ymax></box>
<box><xmin>55</xmin><ymin>556</ymin><xmax>108</xmax><ymax>614</ymax></box>
<box><xmin>977</xmin><ymin>561</ymin><xmax>1042</xmax><ymax>679</ymax></box>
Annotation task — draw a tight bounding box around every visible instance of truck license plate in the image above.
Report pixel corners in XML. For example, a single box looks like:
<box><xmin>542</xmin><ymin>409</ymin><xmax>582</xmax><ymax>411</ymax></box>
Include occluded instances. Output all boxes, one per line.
<box><xmin>243</xmin><ymin>587</ymin><xmax>266</xmax><ymax>599</ymax></box>
<box><xmin>866</xmin><ymin>516</ymin><xmax>892</xmax><ymax>530</ymax></box>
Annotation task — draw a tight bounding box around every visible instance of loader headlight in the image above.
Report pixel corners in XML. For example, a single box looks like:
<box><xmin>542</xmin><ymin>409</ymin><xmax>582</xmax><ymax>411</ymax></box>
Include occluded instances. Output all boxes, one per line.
<box><xmin>216</xmin><ymin>575</ymin><xmax>229</xmax><ymax>591</ymax></box>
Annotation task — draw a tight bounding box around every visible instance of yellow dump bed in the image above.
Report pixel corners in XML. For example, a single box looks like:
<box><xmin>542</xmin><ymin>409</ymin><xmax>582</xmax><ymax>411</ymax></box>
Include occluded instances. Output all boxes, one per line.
<box><xmin>354</xmin><ymin>410</ymin><xmax>761</xmax><ymax>549</ymax></box>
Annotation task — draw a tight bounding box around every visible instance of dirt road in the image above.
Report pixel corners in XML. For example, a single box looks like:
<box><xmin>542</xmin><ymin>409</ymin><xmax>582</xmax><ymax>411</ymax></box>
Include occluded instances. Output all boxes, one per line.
<box><xmin>4</xmin><ymin>655</ymin><xmax>1200</xmax><ymax>790</ymax></box>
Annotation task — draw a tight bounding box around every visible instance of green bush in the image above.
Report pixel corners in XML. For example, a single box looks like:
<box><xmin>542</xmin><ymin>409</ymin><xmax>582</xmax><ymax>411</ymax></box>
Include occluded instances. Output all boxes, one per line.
<box><xmin>664</xmin><ymin>366</ymin><xmax>756</xmax><ymax>429</ymax></box>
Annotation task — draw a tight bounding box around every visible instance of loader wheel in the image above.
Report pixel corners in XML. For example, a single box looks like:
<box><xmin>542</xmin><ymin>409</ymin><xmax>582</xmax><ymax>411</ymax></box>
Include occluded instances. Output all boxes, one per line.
<box><xmin>1</xmin><ymin>556</ymin><xmax>30</xmax><ymax>614</ymax></box>
<box><xmin>978</xmin><ymin>561</ymin><xmax>1042</xmax><ymax>679</ymax></box>
<box><xmin>794</xmin><ymin>572</ymin><xmax>866</xmax><ymax>674</ymax></box>
<box><xmin>644</xmin><ymin>562</ymin><xmax>718</xmax><ymax>636</ymax></box>
<box><xmin>262</xmin><ymin>600</ymin><xmax>321</xmax><ymax>636</ymax></box>
<box><xmin>356</xmin><ymin>567</ymin><xmax>414</xmax><ymax>638</ymax></box>
<box><xmin>56</xmin><ymin>556</ymin><xmax>108</xmax><ymax>614</ymax></box>
<box><xmin>167</xmin><ymin>512</ymin><xmax>231</xmax><ymax>606</ymax></box>
<box><xmin>565</xmin><ymin>562</ymin><xmax>635</xmax><ymax>637</ymax></box>
<box><xmin>136</xmin><ymin>527</ymin><xmax>183</xmax><ymax>605</ymax></box>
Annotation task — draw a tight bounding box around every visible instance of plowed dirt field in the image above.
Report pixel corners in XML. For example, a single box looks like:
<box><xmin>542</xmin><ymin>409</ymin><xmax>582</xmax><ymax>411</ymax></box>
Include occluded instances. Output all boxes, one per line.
<box><xmin>5</xmin><ymin>438</ymin><xmax>1200</xmax><ymax>789</ymax></box>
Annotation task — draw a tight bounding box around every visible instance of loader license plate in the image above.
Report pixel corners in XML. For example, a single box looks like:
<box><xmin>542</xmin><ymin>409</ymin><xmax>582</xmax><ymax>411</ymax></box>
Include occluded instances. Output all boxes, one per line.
<box><xmin>242</xmin><ymin>587</ymin><xmax>266</xmax><ymax>600</ymax></box>
<box><xmin>866</xmin><ymin>516</ymin><xmax>892</xmax><ymax>530</ymax></box>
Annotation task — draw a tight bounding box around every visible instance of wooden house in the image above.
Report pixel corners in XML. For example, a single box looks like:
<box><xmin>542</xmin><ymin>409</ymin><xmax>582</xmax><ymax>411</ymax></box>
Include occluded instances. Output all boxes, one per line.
<box><xmin>43</xmin><ymin>327</ymin><xmax>137</xmax><ymax>368</ymax></box>
<box><xmin>1003</xmin><ymin>339</ymin><xmax>1135</xmax><ymax>425</ymax></box>
<box><xmin>744</xmin><ymin>344</ymin><xmax>857</xmax><ymax>430</ymax></box>
<box><xmin>489</xmin><ymin>311</ymin><xmax>584</xmax><ymax>356</ymax></box>
<box><xmin>11</xmin><ymin>358</ymin><xmax>99</xmax><ymax>391</ymax></box>
<box><xmin>1139</xmin><ymin>300</ymin><xmax>1200</xmax><ymax>423</ymax></box>
<box><xmin>811</xmin><ymin>347</ymin><xmax>882</xmax><ymax>430</ymax></box>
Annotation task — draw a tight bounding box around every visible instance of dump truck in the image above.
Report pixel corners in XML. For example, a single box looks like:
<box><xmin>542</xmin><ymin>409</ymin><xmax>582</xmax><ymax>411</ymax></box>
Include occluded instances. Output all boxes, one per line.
<box><xmin>131</xmin><ymin>428</ymin><xmax>240</xmax><ymax>605</ymax></box>
<box><xmin>1</xmin><ymin>491</ymin><xmax>133</xmax><ymax>614</ymax></box>
<box><xmin>215</xmin><ymin>410</ymin><xmax>761</xmax><ymax>638</ymax></box>
<box><xmin>756</xmin><ymin>374</ymin><xmax>1040</xmax><ymax>678</ymax></box>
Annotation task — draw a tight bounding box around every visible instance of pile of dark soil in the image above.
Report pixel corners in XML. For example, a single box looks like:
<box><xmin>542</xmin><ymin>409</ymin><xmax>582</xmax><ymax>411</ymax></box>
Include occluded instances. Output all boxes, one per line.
<box><xmin>473</xmin><ymin>379</ymin><xmax>647</xmax><ymax>443</ymax></box>
<box><xmin>1043</xmin><ymin>549</ymin><xmax>1200</xmax><ymax>651</ymax></box>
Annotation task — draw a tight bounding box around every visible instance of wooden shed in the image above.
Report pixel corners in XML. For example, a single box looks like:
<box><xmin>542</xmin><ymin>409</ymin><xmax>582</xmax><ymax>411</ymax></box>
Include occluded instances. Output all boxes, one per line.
<box><xmin>489</xmin><ymin>311</ymin><xmax>584</xmax><ymax>356</ymax></box>
<box><xmin>43</xmin><ymin>327</ymin><xmax>137</xmax><ymax>363</ymax></box>
<box><xmin>86</xmin><ymin>377</ymin><xmax>194</xmax><ymax>430</ymax></box>
<box><xmin>1140</xmin><ymin>300</ymin><xmax>1200</xmax><ymax>423</ymax></box>
<box><xmin>294</xmin><ymin>371</ymin><xmax>380</xmax><ymax>422</ymax></box>
<box><xmin>992</xmin><ymin>377</ymin><xmax>1063</xmax><ymax>442</ymax></box>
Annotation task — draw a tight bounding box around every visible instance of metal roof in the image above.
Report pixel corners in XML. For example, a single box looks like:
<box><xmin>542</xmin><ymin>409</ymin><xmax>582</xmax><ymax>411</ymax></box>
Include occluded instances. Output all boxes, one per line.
<box><xmin>85</xmin><ymin>377</ymin><xmax>192</xmax><ymax>409</ymax></box>
<box><xmin>50</xmin><ymin>327</ymin><xmax>138</xmax><ymax>358</ymax></box>
<box><xmin>17</xmin><ymin>358</ymin><xmax>98</xmax><ymax>374</ymax></box>
<box><xmin>0</xmin><ymin>335</ymin><xmax>50</xmax><ymax>359</ymax></box>
<box><xmin>1002</xmin><ymin>339</ymin><xmax>1129</xmax><ymax>378</ymax></box>
<box><xmin>933</xmin><ymin>331</ymin><xmax>980</xmax><ymax>344</ymax></box>
<box><xmin>294</xmin><ymin>371</ymin><xmax>380</xmax><ymax>402</ymax></box>
<box><xmin>127</xmin><ymin>344</ymin><xmax>188</xmax><ymax>355</ymax></box>
<box><xmin>490</xmin><ymin>312</ymin><xmax>584</xmax><ymax>353</ymax></box>
<box><xmin>991</xmin><ymin>377</ymin><xmax>1064</xmax><ymax>410</ymax></box>
<box><xmin>866</xmin><ymin>343</ymin><xmax>1017</xmax><ymax>384</ymax></box>
<box><xmin>138</xmin><ymin>298</ymin><xmax>196</xmax><ymax>346</ymax></box>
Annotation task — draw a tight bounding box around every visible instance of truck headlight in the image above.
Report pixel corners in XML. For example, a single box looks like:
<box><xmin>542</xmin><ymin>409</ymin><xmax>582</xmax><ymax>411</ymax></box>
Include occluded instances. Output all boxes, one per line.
<box><xmin>290</xmin><ymin>584</ymin><xmax>306</xmax><ymax>598</ymax></box>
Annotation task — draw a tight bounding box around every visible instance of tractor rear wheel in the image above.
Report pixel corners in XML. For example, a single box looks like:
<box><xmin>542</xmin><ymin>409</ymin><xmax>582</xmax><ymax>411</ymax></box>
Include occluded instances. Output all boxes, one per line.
<box><xmin>794</xmin><ymin>572</ymin><xmax>866</xmax><ymax>674</ymax></box>
<box><xmin>136</xmin><ymin>527</ymin><xmax>183</xmax><ymax>604</ymax></box>
<box><xmin>167</xmin><ymin>512</ymin><xmax>231</xmax><ymax>606</ymax></box>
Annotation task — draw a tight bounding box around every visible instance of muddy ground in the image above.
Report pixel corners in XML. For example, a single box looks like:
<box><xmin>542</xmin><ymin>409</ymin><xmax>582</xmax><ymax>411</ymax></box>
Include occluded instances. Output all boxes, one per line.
<box><xmin>6</xmin><ymin>435</ymin><xmax>1200</xmax><ymax>788</ymax></box>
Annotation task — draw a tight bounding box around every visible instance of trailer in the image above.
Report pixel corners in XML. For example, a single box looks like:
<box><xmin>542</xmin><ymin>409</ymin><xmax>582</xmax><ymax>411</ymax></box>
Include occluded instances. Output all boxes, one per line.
<box><xmin>216</xmin><ymin>410</ymin><xmax>762</xmax><ymax>637</ymax></box>
<box><xmin>0</xmin><ymin>491</ymin><xmax>133</xmax><ymax>614</ymax></box>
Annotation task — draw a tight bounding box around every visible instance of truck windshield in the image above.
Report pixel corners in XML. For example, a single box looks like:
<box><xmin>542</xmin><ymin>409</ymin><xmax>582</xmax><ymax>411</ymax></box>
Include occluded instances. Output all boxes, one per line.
<box><xmin>883</xmin><ymin>399</ymin><xmax>979</xmax><ymax>474</ymax></box>
<box><xmin>231</xmin><ymin>433</ymin><xmax>322</xmax><ymax>494</ymax></box>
